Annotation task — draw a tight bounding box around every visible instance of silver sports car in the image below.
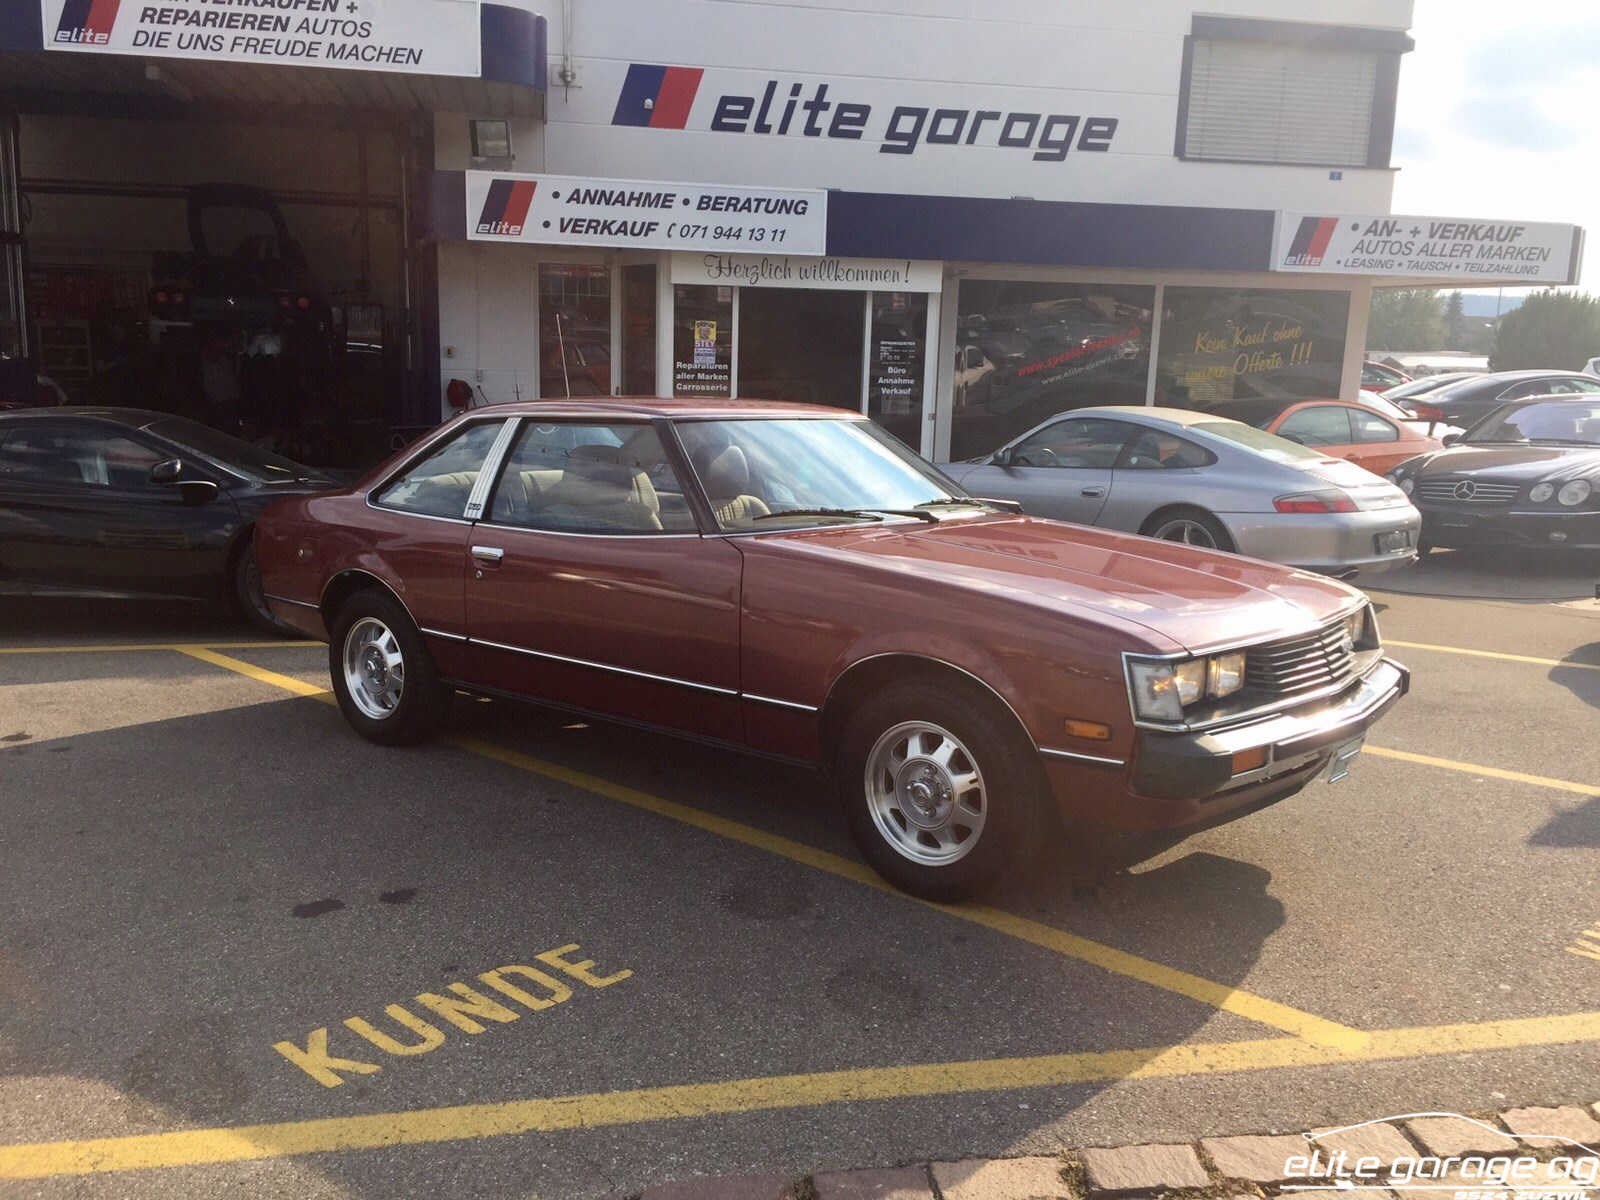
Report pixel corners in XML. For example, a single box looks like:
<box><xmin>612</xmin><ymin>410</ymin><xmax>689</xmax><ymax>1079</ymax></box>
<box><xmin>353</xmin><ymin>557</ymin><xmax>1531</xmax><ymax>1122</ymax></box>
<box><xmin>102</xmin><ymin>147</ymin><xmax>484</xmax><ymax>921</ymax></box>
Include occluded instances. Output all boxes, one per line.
<box><xmin>941</xmin><ymin>406</ymin><xmax>1422</xmax><ymax>577</ymax></box>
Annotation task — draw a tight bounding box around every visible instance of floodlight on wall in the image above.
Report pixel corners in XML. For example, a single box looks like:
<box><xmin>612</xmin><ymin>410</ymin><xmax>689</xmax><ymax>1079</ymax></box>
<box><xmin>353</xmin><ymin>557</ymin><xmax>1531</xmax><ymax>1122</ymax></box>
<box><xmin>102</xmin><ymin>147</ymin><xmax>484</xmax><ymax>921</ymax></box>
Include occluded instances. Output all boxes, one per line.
<box><xmin>469</xmin><ymin>119</ymin><xmax>513</xmax><ymax>164</ymax></box>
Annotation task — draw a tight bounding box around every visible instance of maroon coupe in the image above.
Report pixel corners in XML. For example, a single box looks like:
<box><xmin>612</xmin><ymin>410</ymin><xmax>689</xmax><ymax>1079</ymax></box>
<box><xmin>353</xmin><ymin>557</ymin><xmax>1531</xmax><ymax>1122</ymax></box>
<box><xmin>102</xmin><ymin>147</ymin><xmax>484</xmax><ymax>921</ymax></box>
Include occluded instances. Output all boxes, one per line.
<box><xmin>256</xmin><ymin>399</ymin><xmax>1409</xmax><ymax>898</ymax></box>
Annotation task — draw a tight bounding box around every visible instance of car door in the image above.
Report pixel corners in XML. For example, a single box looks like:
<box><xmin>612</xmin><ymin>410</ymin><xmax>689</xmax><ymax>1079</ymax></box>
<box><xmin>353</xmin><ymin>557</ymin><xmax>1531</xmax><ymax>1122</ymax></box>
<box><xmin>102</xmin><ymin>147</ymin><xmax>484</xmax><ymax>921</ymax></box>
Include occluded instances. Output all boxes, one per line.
<box><xmin>462</xmin><ymin>418</ymin><xmax>745</xmax><ymax>742</ymax></box>
<box><xmin>956</xmin><ymin>416</ymin><xmax>1133</xmax><ymax>524</ymax></box>
<box><xmin>1346</xmin><ymin>408</ymin><xmax>1411</xmax><ymax>474</ymax></box>
<box><xmin>0</xmin><ymin>418</ymin><xmax>230</xmax><ymax>596</ymax></box>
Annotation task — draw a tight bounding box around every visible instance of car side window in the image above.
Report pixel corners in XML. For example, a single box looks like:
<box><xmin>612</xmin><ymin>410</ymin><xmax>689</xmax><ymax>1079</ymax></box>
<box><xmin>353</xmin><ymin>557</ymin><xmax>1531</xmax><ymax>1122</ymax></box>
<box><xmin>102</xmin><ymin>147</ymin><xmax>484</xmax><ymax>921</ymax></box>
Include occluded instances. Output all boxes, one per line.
<box><xmin>0</xmin><ymin>423</ymin><xmax>163</xmax><ymax>488</ymax></box>
<box><xmin>1117</xmin><ymin>429</ymin><xmax>1217</xmax><ymax>470</ymax></box>
<box><xmin>1569</xmin><ymin>378</ymin><xmax>1600</xmax><ymax>394</ymax></box>
<box><xmin>374</xmin><ymin>420</ymin><xmax>506</xmax><ymax>518</ymax></box>
<box><xmin>1007</xmin><ymin>418</ymin><xmax>1131</xmax><ymax>469</ymax></box>
<box><xmin>1277</xmin><ymin>406</ymin><xmax>1353</xmax><ymax>446</ymax></box>
<box><xmin>486</xmin><ymin>421</ymin><xmax>697</xmax><ymax>534</ymax></box>
<box><xmin>1351</xmin><ymin>410</ymin><xmax>1400</xmax><ymax>443</ymax></box>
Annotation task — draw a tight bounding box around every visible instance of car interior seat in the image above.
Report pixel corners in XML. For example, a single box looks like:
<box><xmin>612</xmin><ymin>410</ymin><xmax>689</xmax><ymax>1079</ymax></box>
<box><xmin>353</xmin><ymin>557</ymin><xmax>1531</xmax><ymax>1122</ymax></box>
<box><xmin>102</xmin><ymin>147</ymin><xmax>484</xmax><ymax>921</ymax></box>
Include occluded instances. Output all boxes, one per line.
<box><xmin>693</xmin><ymin>443</ymin><xmax>771</xmax><ymax>526</ymax></box>
<box><xmin>539</xmin><ymin>444</ymin><xmax>663</xmax><ymax>532</ymax></box>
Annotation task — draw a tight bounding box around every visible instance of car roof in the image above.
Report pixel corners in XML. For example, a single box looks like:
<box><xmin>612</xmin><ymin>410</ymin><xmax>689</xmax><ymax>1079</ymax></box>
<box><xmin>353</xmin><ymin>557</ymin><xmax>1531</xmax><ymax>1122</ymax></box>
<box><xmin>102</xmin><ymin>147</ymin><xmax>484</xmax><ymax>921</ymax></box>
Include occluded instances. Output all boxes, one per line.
<box><xmin>0</xmin><ymin>406</ymin><xmax>171</xmax><ymax>427</ymax></box>
<box><xmin>453</xmin><ymin>397</ymin><xmax>864</xmax><ymax>420</ymax></box>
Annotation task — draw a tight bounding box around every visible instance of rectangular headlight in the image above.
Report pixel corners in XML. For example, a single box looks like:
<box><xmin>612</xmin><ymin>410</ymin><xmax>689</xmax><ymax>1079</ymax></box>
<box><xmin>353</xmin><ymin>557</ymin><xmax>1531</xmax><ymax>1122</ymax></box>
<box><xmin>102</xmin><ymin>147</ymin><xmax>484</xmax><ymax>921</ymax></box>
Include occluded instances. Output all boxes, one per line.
<box><xmin>1127</xmin><ymin>658</ymin><xmax>1205</xmax><ymax>722</ymax></box>
<box><xmin>1208</xmin><ymin>651</ymin><xmax>1246</xmax><ymax>698</ymax></box>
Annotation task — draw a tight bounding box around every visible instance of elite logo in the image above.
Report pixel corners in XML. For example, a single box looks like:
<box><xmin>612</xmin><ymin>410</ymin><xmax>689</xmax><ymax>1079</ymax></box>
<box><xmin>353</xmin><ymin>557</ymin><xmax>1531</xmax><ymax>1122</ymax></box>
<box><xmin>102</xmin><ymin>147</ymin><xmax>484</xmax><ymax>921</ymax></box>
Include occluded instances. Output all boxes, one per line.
<box><xmin>1285</xmin><ymin>216</ymin><xmax>1340</xmax><ymax>267</ymax></box>
<box><xmin>53</xmin><ymin>0</ymin><xmax>122</xmax><ymax>45</ymax></box>
<box><xmin>612</xmin><ymin>64</ymin><xmax>706</xmax><ymax>130</ymax></box>
<box><xmin>476</xmin><ymin>179</ymin><xmax>537</xmax><ymax>237</ymax></box>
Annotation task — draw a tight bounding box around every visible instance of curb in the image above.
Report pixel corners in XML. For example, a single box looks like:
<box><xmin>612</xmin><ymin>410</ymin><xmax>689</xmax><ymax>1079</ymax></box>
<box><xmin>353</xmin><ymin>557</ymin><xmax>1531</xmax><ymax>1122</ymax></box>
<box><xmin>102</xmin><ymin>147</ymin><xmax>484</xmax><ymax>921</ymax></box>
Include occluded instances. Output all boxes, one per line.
<box><xmin>634</xmin><ymin>1100</ymin><xmax>1600</xmax><ymax>1199</ymax></box>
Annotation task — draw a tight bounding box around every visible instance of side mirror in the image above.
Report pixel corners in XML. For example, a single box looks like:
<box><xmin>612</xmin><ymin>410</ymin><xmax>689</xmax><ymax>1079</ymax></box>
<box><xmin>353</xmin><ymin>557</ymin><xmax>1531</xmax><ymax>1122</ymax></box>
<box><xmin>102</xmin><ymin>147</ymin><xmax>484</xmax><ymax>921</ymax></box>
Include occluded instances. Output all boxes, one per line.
<box><xmin>149</xmin><ymin>457</ymin><xmax>183</xmax><ymax>484</ymax></box>
<box><xmin>990</xmin><ymin>447</ymin><xmax>1013</xmax><ymax>467</ymax></box>
<box><xmin>1442</xmin><ymin>434</ymin><xmax>1461</xmax><ymax>447</ymax></box>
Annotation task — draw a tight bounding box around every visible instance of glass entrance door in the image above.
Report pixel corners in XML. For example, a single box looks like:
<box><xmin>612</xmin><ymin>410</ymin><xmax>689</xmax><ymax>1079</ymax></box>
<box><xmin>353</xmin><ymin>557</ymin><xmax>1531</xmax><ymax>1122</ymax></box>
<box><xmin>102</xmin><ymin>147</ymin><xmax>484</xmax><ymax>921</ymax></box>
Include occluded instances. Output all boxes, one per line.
<box><xmin>0</xmin><ymin>114</ymin><xmax>28</xmax><ymax>408</ymax></box>
<box><xmin>737</xmin><ymin>287</ymin><xmax>864</xmax><ymax>411</ymax></box>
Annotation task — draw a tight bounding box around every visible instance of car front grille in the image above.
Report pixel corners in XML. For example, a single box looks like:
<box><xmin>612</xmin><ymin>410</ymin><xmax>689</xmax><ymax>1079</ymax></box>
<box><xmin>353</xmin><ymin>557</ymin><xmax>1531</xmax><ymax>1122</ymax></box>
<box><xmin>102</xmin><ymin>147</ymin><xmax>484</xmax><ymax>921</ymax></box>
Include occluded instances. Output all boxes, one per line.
<box><xmin>1416</xmin><ymin>479</ymin><xmax>1520</xmax><ymax>504</ymax></box>
<box><xmin>1245</xmin><ymin>620</ymin><xmax>1356</xmax><ymax>699</ymax></box>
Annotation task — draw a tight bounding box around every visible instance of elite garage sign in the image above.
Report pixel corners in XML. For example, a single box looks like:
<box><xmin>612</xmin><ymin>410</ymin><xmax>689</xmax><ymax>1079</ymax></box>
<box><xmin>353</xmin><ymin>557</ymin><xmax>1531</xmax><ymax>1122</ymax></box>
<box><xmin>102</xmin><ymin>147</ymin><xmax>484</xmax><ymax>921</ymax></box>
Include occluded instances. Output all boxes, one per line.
<box><xmin>611</xmin><ymin>62</ymin><xmax>1120</xmax><ymax>163</ymax></box>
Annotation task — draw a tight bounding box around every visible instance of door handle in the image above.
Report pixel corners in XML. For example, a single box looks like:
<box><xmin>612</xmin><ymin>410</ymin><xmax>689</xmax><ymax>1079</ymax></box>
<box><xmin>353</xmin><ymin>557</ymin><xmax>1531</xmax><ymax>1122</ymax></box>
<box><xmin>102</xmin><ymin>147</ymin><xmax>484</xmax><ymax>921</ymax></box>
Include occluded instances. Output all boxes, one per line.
<box><xmin>1080</xmin><ymin>486</ymin><xmax>1106</xmax><ymax>497</ymax></box>
<box><xmin>470</xmin><ymin>545</ymin><xmax>505</xmax><ymax>564</ymax></box>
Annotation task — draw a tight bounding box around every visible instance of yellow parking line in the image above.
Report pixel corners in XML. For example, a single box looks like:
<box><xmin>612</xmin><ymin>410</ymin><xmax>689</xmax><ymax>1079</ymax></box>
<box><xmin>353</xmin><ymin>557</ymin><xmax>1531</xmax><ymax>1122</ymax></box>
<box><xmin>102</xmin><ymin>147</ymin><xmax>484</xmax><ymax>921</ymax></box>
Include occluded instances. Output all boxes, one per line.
<box><xmin>1385</xmin><ymin>639</ymin><xmax>1600</xmax><ymax>673</ymax></box>
<box><xmin>1366</xmin><ymin>745</ymin><xmax>1596</xmax><ymax>796</ymax></box>
<box><xmin>0</xmin><ymin>641</ymin><xmax>318</xmax><ymax>655</ymax></box>
<box><xmin>2</xmin><ymin>1010</ymin><xmax>1597</xmax><ymax>1180</ymax></box>
<box><xmin>171</xmin><ymin>647</ymin><xmax>332</xmax><ymax>700</ymax></box>
<box><xmin>172</xmin><ymin>643</ymin><xmax>1366</xmax><ymax>1049</ymax></box>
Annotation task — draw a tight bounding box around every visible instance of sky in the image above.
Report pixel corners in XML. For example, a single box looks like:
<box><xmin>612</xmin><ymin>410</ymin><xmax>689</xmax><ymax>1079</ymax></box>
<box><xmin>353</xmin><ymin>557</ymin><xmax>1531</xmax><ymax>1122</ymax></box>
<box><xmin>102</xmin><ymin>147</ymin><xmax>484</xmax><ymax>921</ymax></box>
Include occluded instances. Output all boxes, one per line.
<box><xmin>1390</xmin><ymin>0</ymin><xmax>1600</xmax><ymax>295</ymax></box>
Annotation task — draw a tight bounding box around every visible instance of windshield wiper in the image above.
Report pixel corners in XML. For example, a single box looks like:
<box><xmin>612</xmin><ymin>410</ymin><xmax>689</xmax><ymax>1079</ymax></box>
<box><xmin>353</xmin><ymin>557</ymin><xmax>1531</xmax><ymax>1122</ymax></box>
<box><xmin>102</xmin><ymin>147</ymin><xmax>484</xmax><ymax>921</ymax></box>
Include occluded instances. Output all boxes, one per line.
<box><xmin>751</xmin><ymin>507</ymin><xmax>885</xmax><ymax>523</ymax></box>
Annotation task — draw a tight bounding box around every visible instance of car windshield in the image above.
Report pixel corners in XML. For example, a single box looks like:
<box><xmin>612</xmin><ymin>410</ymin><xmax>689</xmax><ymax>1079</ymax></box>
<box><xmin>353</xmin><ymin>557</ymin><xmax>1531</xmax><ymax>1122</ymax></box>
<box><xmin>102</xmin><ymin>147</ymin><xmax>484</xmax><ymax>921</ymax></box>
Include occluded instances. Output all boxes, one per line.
<box><xmin>1463</xmin><ymin>402</ymin><xmax>1600</xmax><ymax>446</ymax></box>
<box><xmin>142</xmin><ymin>415</ymin><xmax>322</xmax><ymax>482</ymax></box>
<box><xmin>674</xmin><ymin>417</ymin><xmax>971</xmax><ymax>530</ymax></box>
<box><xmin>1189</xmin><ymin>420</ymin><xmax>1326</xmax><ymax>464</ymax></box>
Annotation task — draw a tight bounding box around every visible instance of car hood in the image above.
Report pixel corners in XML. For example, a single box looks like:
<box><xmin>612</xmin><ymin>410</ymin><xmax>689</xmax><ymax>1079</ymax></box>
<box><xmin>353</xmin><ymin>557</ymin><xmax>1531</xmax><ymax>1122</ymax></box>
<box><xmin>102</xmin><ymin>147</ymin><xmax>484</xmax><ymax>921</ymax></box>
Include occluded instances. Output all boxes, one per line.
<box><xmin>760</xmin><ymin>515</ymin><xmax>1360</xmax><ymax>656</ymax></box>
<box><xmin>1410</xmin><ymin>444</ymin><xmax>1600</xmax><ymax>482</ymax></box>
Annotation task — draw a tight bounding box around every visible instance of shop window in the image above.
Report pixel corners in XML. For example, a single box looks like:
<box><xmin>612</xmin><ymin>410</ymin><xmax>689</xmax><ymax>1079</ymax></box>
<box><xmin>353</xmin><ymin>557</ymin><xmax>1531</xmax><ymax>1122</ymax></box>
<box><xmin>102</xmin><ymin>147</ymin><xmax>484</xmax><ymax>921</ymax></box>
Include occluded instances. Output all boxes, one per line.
<box><xmin>868</xmin><ymin>292</ymin><xmax>928</xmax><ymax>449</ymax></box>
<box><xmin>952</xmin><ymin>280</ymin><xmax>1154</xmax><ymax>462</ymax></box>
<box><xmin>539</xmin><ymin>264</ymin><xmax>611</xmax><ymax>398</ymax></box>
<box><xmin>1154</xmin><ymin>287</ymin><xmax>1350</xmax><ymax>410</ymax></box>
<box><xmin>673</xmin><ymin>285</ymin><xmax>733</xmax><ymax>398</ymax></box>
<box><xmin>739</xmin><ymin>288</ymin><xmax>864</xmax><ymax>410</ymax></box>
<box><xmin>1177</xmin><ymin>19</ymin><xmax>1410</xmax><ymax>168</ymax></box>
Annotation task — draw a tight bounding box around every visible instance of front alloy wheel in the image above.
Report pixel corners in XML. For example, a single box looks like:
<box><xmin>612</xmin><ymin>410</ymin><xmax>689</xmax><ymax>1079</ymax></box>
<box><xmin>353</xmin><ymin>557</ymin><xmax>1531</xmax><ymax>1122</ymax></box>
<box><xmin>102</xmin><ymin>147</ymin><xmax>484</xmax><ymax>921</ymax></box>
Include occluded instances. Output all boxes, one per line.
<box><xmin>328</xmin><ymin>591</ymin><xmax>445</xmax><ymax>745</ymax></box>
<box><xmin>864</xmin><ymin>721</ymin><xmax>987</xmax><ymax>866</ymax></box>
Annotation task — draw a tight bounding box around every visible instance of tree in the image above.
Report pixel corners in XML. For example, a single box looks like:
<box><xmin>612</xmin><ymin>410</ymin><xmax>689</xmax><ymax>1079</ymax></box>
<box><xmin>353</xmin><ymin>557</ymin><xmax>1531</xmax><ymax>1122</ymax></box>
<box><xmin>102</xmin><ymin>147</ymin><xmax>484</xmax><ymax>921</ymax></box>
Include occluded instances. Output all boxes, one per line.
<box><xmin>1367</xmin><ymin>289</ymin><xmax>1445</xmax><ymax>352</ymax></box>
<box><xmin>1444</xmin><ymin>292</ymin><xmax>1465</xmax><ymax>350</ymax></box>
<box><xmin>1490</xmin><ymin>290</ymin><xmax>1600</xmax><ymax>371</ymax></box>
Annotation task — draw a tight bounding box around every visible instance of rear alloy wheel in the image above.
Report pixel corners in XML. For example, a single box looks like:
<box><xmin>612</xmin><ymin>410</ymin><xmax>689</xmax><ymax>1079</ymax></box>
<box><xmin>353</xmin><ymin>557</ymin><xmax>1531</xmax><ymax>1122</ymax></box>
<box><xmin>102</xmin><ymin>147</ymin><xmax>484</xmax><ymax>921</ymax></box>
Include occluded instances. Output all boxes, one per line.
<box><xmin>839</xmin><ymin>678</ymin><xmax>1046</xmax><ymax>900</ymax></box>
<box><xmin>1144</xmin><ymin>509</ymin><xmax>1233</xmax><ymax>552</ymax></box>
<box><xmin>329</xmin><ymin>592</ymin><xmax>445</xmax><ymax>745</ymax></box>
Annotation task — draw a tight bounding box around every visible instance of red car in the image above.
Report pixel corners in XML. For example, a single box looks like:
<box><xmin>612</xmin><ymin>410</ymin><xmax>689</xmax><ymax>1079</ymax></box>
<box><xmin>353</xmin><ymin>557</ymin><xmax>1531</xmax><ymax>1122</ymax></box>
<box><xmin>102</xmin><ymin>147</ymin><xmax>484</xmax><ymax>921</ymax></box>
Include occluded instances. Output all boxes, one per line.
<box><xmin>256</xmin><ymin>399</ymin><xmax>1409</xmax><ymax>898</ymax></box>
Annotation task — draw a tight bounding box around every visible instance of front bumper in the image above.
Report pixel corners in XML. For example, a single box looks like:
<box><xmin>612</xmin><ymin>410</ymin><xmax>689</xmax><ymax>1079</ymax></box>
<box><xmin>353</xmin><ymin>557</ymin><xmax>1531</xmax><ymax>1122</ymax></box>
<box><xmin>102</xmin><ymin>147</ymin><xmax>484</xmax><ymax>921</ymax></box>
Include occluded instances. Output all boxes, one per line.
<box><xmin>1131</xmin><ymin>658</ymin><xmax>1410</xmax><ymax>804</ymax></box>
<box><xmin>1418</xmin><ymin>503</ymin><xmax>1600</xmax><ymax>550</ymax></box>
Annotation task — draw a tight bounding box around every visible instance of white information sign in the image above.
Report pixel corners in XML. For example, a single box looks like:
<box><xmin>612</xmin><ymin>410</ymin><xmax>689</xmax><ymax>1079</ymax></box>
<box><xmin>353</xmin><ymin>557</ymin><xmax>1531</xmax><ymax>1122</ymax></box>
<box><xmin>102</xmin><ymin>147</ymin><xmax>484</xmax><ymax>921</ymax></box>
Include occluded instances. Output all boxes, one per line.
<box><xmin>671</xmin><ymin>252</ymin><xmax>942</xmax><ymax>292</ymax></box>
<box><xmin>1274</xmin><ymin>212</ymin><xmax>1582</xmax><ymax>285</ymax></box>
<box><xmin>465</xmin><ymin>171</ymin><xmax>827</xmax><ymax>255</ymax></box>
<box><xmin>40</xmin><ymin>0</ymin><xmax>481</xmax><ymax>77</ymax></box>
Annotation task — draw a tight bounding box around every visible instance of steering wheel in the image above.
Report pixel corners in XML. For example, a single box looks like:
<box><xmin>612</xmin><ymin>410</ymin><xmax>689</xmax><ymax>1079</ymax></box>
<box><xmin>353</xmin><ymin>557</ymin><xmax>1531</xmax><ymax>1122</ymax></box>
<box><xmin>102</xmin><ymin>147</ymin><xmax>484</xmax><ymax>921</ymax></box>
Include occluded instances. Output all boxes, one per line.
<box><xmin>1013</xmin><ymin>446</ymin><xmax>1060</xmax><ymax>468</ymax></box>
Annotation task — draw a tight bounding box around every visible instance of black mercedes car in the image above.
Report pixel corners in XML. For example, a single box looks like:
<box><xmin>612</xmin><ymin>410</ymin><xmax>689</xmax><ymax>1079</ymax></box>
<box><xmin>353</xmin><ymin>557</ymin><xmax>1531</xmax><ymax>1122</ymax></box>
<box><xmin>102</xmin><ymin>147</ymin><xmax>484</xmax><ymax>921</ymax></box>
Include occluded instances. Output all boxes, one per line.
<box><xmin>1419</xmin><ymin>370</ymin><xmax>1600</xmax><ymax>429</ymax></box>
<box><xmin>0</xmin><ymin>408</ymin><xmax>335</xmax><ymax>630</ymax></box>
<box><xmin>1388</xmin><ymin>396</ymin><xmax>1600</xmax><ymax>553</ymax></box>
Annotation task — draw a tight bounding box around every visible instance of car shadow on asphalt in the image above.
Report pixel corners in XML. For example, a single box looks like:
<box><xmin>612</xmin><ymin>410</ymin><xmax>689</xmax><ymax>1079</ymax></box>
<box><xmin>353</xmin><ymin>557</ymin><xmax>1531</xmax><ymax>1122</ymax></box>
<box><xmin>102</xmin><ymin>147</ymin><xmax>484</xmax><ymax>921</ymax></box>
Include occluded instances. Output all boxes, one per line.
<box><xmin>1549</xmin><ymin>644</ymin><xmax>1600</xmax><ymax>712</ymax></box>
<box><xmin>1528</xmin><ymin>796</ymin><xmax>1600</xmax><ymax>848</ymax></box>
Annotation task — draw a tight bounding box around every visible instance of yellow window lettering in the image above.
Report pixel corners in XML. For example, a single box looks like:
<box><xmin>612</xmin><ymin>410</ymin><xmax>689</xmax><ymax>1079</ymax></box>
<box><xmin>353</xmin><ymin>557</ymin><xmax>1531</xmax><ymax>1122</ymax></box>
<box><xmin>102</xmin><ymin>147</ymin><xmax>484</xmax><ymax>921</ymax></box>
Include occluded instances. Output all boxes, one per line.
<box><xmin>414</xmin><ymin>982</ymin><xmax>523</xmax><ymax>1034</ymax></box>
<box><xmin>343</xmin><ymin>1005</ymin><xmax>447</xmax><ymax>1056</ymax></box>
<box><xmin>271</xmin><ymin>1027</ymin><xmax>381</xmax><ymax>1088</ymax></box>
<box><xmin>477</xmin><ymin>965</ymin><xmax>573</xmax><ymax>1010</ymax></box>
<box><xmin>535</xmin><ymin>943</ymin><xmax>633</xmax><ymax>989</ymax></box>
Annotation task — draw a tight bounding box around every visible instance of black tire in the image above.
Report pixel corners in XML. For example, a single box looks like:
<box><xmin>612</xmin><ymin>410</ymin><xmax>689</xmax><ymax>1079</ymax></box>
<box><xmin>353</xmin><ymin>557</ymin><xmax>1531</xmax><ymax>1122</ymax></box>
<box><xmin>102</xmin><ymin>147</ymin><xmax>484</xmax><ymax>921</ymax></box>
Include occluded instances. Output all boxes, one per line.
<box><xmin>836</xmin><ymin>676</ymin><xmax>1049</xmax><ymax>900</ymax></box>
<box><xmin>231</xmin><ymin>538</ymin><xmax>295</xmax><ymax>636</ymax></box>
<box><xmin>1139</xmin><ymin>506</ymin><xmax>1235</xmax><ymax>553</ymax></box>
<box><xmin>327</xmin><ymin>590</ymin><xmax>446</xmax><ymax>746</ymax></box>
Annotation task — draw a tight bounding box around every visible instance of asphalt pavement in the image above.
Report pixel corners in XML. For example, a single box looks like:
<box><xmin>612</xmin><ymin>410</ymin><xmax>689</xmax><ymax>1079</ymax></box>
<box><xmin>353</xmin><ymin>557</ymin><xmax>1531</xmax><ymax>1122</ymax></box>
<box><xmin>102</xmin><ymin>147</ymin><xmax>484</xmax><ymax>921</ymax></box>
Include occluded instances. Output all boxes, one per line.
<box><xmin>0</xmin><ymin>585</ymin><xmax>1596</xmax><ymax>1198</ymax></box>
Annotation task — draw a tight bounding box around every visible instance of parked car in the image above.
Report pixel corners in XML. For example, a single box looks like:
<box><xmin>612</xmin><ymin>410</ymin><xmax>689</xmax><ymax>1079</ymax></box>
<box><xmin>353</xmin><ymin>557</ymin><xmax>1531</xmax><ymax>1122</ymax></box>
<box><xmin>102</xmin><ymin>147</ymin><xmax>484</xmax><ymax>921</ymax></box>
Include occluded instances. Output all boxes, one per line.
<box><xmin>256</xmin><ymin>398</ymin><xmax>1409</xmax><ymax>899</ymax></box>
<box><xmin>942</xmin><ymin>406</ymin><xmax>1420</xmax><ymax>578</ymax></box>
<box><xmin>1362</xmin><ymin>360</ymin><xmax>1411</xmax><ymax>390</ymax></box>
<box><xmin>1416</xmin><ymin>371</ymin><xmax>1600</xmax><ymax>430</ymax></box>
<box><xmin>1381</xmin><ymin>372</ymin><xmax>1479</xmax><ymax>403</ymax></box>
<box><xmin>1388</xmin><ymin>396</ymin><xmax>1600</xmax><ymax>553</ymax></box>
<box><xmin>1354</xmin><ymin>390</ymin><xmax>1461</xmax><ymax>440</ymax></box>
<box><xmin>1206</xmin><ymin>398</ymin><xmax>1442</xmax><ymax>475</ymax></box>
<box><xmin>0</xmin><ymin>407</ymin><xmax>334</xmax><ymax>629</ymax></box>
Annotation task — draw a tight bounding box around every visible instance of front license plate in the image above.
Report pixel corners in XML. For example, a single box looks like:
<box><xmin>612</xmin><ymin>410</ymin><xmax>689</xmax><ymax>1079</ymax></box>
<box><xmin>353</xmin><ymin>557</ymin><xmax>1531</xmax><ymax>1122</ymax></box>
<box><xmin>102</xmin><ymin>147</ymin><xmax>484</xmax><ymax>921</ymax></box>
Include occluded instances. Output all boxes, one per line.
<box><xmin>1324</xmin><ymin>735</ymin><xmax>1365</xmax><ymax>783</ymax></box>
<box><xmin>1375</xmin><ymin>529</ymin><xmax>1413</xmax><ymax>554</ymax></box>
